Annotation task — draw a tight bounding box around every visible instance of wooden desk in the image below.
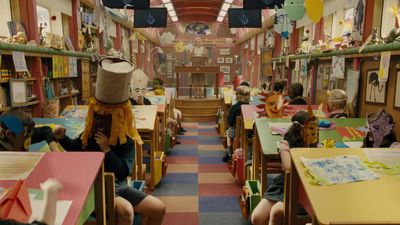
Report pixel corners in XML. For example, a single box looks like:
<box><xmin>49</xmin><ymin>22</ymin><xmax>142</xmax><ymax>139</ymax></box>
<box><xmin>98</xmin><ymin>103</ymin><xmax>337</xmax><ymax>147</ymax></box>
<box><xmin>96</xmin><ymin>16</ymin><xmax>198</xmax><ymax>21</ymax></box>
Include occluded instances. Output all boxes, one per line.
<box><xmin>132</xmin><ymin>105</ymin><xmax>158</xmax><ymax>190</ymax></box>
<box><xmin>240</xmin><ymin>105</ymin><xmax>261</xmax><ymax>180</ymax></box>
<box><xmin>145</xmin><ymin>96</ymin><xmax>167</xmax><ymax>153</ymax></box>
<box><xmin>0</xmin><ymin>152</ymin><xmax>105</xmax><ymax>225</ymax></box>
<box><xmin>290</xmin><ymin>148</ymin><xmax>400</xmax><ymax>225</ymax></box>
<box><xmin>253</xmin><ymin>118</ymin><xmax>366</xmax><ymax>194</ymax></box>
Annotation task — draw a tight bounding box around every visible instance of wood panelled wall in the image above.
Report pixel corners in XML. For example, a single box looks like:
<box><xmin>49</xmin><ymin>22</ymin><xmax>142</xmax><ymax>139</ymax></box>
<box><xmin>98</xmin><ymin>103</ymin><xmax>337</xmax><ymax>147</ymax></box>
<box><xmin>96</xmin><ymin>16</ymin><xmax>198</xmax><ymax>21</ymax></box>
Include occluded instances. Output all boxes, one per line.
<box><xmin>359</xmin><ymin>59</ymin><xmax>400</xmax><ymax>135</ymax></box>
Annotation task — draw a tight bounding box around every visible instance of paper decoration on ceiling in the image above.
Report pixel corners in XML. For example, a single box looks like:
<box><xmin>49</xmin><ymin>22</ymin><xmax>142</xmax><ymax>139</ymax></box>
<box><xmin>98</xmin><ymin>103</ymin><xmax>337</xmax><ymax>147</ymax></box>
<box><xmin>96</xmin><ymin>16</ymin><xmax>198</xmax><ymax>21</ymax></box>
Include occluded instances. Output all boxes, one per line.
<box><xmin>186</xmin><ymin>22</ymin><xmax>211</xmax><ymax>35</ymax></box>
<box><xmin>274</xmin><ymin>6</ymin><xmax>293</xmax><ymax>39</ymax></box>
<box><xmin>159</xmin><ymin>32</ymin><xmax>175</xmax><ymax>45</ymax></box>
<box><xmin>266</xmin><ymin>30</ymin><xmax>275</xmax><ymax>48</ymax></box>
<box><xmin>175</xmin><ymin>41</ymin><xmax>185</xmax><ymax>52</ymax></box>
<box><xmin>304</xmin><ymin>0</ymin><xmax>323</xmax><ymax>23</ymax></box>
<box><xmin>284</xmin><ymin>0</ymin><xmax>305</xmax><ymax>21</ymax></box>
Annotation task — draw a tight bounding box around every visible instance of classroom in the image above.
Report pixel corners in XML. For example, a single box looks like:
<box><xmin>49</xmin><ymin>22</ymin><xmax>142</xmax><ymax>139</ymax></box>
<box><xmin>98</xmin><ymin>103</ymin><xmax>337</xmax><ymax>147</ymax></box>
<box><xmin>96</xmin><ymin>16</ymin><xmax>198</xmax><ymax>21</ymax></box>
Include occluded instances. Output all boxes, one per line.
<box><xmin>0</xmin><ymin>0</ymin><xmax>400</xmax><ymax>225</ymax></box>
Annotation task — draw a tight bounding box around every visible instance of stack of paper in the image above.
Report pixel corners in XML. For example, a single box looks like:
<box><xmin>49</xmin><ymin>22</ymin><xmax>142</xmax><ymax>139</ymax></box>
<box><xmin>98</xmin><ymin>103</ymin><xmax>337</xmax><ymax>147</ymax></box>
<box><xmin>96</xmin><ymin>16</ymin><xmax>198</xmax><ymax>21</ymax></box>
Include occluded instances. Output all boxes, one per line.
<box><xmin>301</xmin><ymin>155</ymin><xmax>379</xmax><ymax>185</ymax></box>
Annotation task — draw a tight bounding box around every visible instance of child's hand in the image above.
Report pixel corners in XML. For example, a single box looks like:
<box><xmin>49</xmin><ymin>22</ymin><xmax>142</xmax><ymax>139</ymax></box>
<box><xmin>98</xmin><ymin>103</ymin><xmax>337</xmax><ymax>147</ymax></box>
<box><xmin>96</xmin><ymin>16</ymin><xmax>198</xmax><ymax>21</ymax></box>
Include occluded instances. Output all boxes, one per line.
<box><xmin>94</xmin><ymin>132</ymin><xmax>111</xmax><ymax>153</ymax></box>
<box><xmin>53</xmin><ymin>125</ymin><xmax>66</xmax><ymax>140</ymax></box>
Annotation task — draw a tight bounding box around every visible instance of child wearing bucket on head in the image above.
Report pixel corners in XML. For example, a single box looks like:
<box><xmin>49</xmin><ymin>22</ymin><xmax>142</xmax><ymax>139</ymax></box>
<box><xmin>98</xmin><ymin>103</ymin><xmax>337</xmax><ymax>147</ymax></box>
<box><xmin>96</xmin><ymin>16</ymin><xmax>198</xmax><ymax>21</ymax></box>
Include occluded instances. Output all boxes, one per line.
<box><xmin>222</xmin><ymin>85</ymin><xmax>251</xmax><ymax>162</ymax></box>
<box><xmin>251</xmin><ymin>109</ymin><xmax>318</xmax><ymax>225</ymax></box>
<box><xmin>327</xmin><ymin>89</ymin><xmax>348</xmax><ymax>118</ymax></box>
<box><xmin>54</xmin><ymin>57</ymin><xmax>165</xmax><ymax>225</ymax></box>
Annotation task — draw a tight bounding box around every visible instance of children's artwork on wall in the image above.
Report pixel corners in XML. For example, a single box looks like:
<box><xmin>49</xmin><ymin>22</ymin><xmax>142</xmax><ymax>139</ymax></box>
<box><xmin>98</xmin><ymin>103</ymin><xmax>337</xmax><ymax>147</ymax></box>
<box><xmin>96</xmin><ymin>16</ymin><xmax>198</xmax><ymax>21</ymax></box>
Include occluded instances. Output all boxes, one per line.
<box><xmin>331</xmin><ymin>56</ymin><xmax>345</xmax><ymax>79</ymax></box>
<box><xmin>217</xmin><ymin>57</ymin><xmax>224</xmax><ymax>64</ymax></box>
<box><xmin>225</xmin><ymin>57</ymin><xmax>233</xmax><ymax>64</ymax></box>
<box><xmin>346</xmin><ymin>69</ymin><xmax>360</xmax><ymax>111</ymax></box>
<box><xmin>353</xmin><ymin>0</ymin><xmax>365</xmax><ymax>39</ymax></box>
<box><xmin>12</xmin><ymin>51</ymin><xmax>28</xmax><ymax>72</ymax></box>
<box><xmin>365</xmin><ymin>70</ymin><xmax>387</xmax><ymax>104</ymax></box>
<box><xmin>323</xmin><ymin>64</ymin><xmax>331</xmax><ymax>90</ymax></box>
<box><xmin>394</xmin><ymin>69</ymin><xmax>400</xmax><ymax>109</ymax></box>
<box><xmin>378</xmin><ymin>51</ymin><xmax>391</xmax><ymax>82</ymax></box>
<box><xmin>220</xmin><ymin>66</ymin><xmax>230</xmax><ymax>74</ymax></box>
<box><xmin>316</xmin><ymin>64</ymin><xmax>324</xmax><ymax>90</ymax></box>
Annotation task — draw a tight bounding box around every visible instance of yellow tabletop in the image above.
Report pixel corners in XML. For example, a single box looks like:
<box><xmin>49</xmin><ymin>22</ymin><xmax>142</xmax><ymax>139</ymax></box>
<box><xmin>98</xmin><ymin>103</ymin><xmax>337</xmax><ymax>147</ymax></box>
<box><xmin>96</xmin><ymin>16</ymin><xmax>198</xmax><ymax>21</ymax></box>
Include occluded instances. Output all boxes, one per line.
<box><xmin>290</xmin><ymin>148</ymin><xmax>400</xmax><ymax>225</ymax></box>
<box><xmin>132</xmin><ymin>105</ymin><xmax>157</xmax><ymax>131</ymax></box>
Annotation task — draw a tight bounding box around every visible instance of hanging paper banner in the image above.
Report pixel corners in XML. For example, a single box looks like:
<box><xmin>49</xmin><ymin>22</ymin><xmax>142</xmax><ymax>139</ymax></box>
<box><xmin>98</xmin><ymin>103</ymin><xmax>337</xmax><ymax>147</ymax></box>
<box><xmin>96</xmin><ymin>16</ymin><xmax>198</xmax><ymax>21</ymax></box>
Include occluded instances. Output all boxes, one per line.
<box><xmin>284</xmin><ymin>0</ymin><xmax>305</xmax><ymax>21</ymax></box>
<box><xmin>274</xmin><ymin>7</ymin><xmax>293</xmax><ymax>39</ymax></box>
<box><xmin>295</xmin><ymin>60</ymin><xmax>300</xmax><ymax>71</ymax></box>
<box><xmin>305</xmin><ymin>0</ymin><xmax>323</xmax><ymax>23</ymax></box>
<box><xmin>378</xmin><ymin>51</ymin><xmax>391</xmax><ymax>82</ymax></box>
<box><xmin>286</xmin><ymin>56</ymin><xmax>290</xmax><ymax>67</ymax></box>
<box><xmin>331</xmin><ymin>56</ymin><xmax>345</xmax><ymax>79</ymax></box>
<box><xmin>273</xmin><ymin>61</ymin><xmax>276</xmax><ymax>70</ymax></box>
<box><xmin>301</xmin><ymin>59</ymin><xmax>307</xmax><ymax>77</ymax></box>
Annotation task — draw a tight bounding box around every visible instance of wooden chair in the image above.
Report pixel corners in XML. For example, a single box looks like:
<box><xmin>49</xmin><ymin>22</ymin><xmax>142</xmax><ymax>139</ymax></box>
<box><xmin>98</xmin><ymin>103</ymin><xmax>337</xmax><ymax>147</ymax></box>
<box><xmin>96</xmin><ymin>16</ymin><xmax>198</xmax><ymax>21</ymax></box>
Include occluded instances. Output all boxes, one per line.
<box><xmin>84</xmin><ymin>172</ymin><xmax>116</xmax><ymax>225</ymax></box>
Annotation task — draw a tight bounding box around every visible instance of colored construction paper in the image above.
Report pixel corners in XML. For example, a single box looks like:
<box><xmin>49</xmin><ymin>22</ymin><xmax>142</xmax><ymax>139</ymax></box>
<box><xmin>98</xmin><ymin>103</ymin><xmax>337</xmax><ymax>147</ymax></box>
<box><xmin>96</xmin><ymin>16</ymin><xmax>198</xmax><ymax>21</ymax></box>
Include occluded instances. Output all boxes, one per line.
<box><xmin>0</xmin><ymin>180</ymin><xmax>32</xmax><ymax>222</ymax></box>
<box><xmin>305</xmin><ymin>0</ymin><xmax>323</xmax><ymax>23</ymax></box>
<box><xmin>284</xmin><ymin>0</ymin><xmax>305</xmax><ymax>21</ymax></box>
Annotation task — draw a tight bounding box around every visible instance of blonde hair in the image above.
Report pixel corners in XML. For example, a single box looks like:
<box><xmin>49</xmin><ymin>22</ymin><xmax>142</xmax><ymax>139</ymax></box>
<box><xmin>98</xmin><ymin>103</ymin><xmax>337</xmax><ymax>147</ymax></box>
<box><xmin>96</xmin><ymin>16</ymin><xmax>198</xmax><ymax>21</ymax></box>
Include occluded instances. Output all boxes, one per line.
<box><xmin>236</xmin><ymin>85</ymin><xmax>251</xmax><ymax>103</ymax></box>
<box><xmin>328</xmin><ymin>89</ymin><xmax>348</xmax><ymax>109</ymax></box>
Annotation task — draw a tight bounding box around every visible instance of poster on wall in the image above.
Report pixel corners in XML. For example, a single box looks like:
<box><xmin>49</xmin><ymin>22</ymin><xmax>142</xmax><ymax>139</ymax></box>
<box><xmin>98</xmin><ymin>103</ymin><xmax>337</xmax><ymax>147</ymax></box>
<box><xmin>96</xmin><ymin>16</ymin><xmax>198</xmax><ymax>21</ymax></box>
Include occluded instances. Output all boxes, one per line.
<box><xmin>365</xmin><ymin>70</ymin><xmax>386</xmax><ymax>104</ymax></box>
<box><xmin>394</xmin><ymin>69</ymin><xmax>400</xmax><ymax>109</ymax></box>
<box><xmin>220</xmin><ymin>66</ymin><xmax>230</xmax><ymax>74</ymax></box>
<box><xmin>224</xmin><ymin>74</ymin><xmax>231</xmax><ymax>82</ymax></box>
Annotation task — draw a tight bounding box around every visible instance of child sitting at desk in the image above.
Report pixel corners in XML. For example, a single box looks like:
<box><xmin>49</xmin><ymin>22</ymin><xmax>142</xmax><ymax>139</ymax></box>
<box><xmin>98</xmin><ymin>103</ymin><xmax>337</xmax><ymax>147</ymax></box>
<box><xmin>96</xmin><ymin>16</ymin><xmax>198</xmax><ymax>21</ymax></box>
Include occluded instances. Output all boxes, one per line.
<box><xmin>365</xmin><ymin>109</ymin><xmax>399</xmax><ymax>148</ymax></box>
<box><xmin>251</xmin><ymin>110</ymin><xmax>316</xmax><ymax>225</ymax></box>
<box><xmin>223</xmin><ymin>85</ymin><xmax>250</xmax><ymax>162</ymax></box>
<box><xmin>130</xmin><ymin>69</ymin><xmax>152</xmax><ymax>106</ymax></box>
<box><xmin>0</xmin><ymin>110</ymin><xmax>61</xmax><ymax>152</ymax></box>
<box><xmin>327</xmin><ymin>89</ymin><xmax>348</xmax><ymax>118</ymax></box>
<box><xmin>55</xmin><ymin>57</ymin><xmax>166</xmax><ymax>225</ymax></box>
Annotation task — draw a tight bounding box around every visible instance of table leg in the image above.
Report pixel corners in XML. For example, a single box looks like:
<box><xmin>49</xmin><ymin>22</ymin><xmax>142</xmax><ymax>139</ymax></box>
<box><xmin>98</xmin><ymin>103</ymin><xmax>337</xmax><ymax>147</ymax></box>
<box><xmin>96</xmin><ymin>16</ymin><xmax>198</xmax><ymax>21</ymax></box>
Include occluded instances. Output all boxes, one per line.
<box><xmin>94</xmin><ymin>163</ymin><xmax>106</xmax><ymax>225</ymax></box>
<box><xmin>136</xmin><ymin>142</ymin><xmax>143</xmax><ymax>180</ymax></box>
<box><xmin>150</xmin><ymin>129</ymin><xmax>155</xmax><ymax>190</ymax></box>
<box><xmin>289</xmin><ymin>159</ymin><xmax>300</xmax><ymax>225</ymax></box>
<box><xmin>242</xmin><ymin>128</ymin><xmax>248</xmax><ymax>180</ymax></box>
<box><xmin>252</xmin><ymin>129</ymin><xmax>260</xmax><ymax>181</ymax></box>
<box><xmin>260</xmin><ymin>154</ymin><xmax>267</xmax><ymax>195</ymax></box>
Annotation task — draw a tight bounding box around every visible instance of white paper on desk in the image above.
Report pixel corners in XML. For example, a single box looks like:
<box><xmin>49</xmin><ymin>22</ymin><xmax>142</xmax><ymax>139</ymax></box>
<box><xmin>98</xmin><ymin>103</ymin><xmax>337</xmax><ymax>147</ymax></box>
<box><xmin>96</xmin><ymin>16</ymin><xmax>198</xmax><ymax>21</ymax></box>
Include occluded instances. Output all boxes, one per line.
<box><xmin>12</xmin><ymin>51</ymin><xmax>28</xmax><ymax>72</ymax></box>
<box><xmin>0</xmin><ymin>152</ymin><xmax>44</xmax><ymax>180</ymax></box>
<box><xmin>268</xmin><ymin>122</ymin><xmax>292</xmax><ymax>135</ymax></box>
<box><xmin>29</xmin><ymin>194</ymin><xmax>72</xmax><ymax>225</ymax></box>
<box><xmin>364</xmin><ymin>149</ymin><xmax>400</xmax><ymax>165</ymax></box>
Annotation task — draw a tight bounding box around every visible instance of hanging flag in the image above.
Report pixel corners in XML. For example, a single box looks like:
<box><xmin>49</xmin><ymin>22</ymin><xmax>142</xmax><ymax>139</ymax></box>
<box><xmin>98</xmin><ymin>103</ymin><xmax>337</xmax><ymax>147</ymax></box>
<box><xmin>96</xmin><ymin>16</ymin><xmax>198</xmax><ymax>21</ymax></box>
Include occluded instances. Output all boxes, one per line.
<box><xmin>379</xmin><ymin>51</ymin><xmax>391</xmax><ymax>82</ymax></box>
<box><xmin>301</xmin><ymin>59</ymin><xmax>308</xmax><ymax>77</ymax></box>
<box><xmin>284</xmin><ymin>0</ymin><xmax>305</xmax><ymax>21</ymax></box>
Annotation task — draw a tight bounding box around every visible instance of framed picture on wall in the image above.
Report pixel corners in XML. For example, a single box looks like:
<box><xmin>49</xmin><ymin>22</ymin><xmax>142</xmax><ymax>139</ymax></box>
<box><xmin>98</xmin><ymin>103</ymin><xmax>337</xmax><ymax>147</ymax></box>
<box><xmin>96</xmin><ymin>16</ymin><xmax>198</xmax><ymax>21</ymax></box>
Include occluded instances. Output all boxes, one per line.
<box><xmin>224</xmin><ymin>74</ymin><xmax>230</xmax><ymax>82</ymax></box>
<box><xmin>220</xmin><ymin>66</ymin><xmax>230</xmax><ymax>74</ymax></box>
<box><xmin>217</xmin><ymin>57</ymin><xmax>224</xmax><ymax>64</ymax></box>
<box><xmin>220</xmin><ymin>48</ymin><xmax>230</xmax><ymax>55</ymax></box>
<box><xmin>365</xmin><ymin>70</ymin><xmax>387</xmax><ymax>105</ymax></box>
<box><xmin>394</xmin><ymin>69</ymin><xmax>400</xmax><ymax>109</ymax></box>
<box><xmin>225</xmin><ymin>57</ymin><xmax>233</xmax><ymax>64</ymax></box>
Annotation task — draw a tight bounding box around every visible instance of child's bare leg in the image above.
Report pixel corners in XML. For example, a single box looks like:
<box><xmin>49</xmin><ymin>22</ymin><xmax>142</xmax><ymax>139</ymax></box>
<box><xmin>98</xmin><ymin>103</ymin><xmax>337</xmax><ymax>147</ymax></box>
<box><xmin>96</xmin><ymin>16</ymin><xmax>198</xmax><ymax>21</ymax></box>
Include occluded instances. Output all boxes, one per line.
<box><xmin>251</xmin><ymin>199</ymin><xmax>275</xmax><ymax>225</ymax></box>
<box><xmin>134</xmin><ymin>195</ymin><xmax>166</xmax><ymax>225</ymax></box>
<box><xmin>115</xmin><ymin>197</ymin><xmax>134</xmax><ymax>225</ymax></box>
<box><xmin>269</xmin><ymin>201</ymin><xmax>284</xmax><ymax>225</ymax></box>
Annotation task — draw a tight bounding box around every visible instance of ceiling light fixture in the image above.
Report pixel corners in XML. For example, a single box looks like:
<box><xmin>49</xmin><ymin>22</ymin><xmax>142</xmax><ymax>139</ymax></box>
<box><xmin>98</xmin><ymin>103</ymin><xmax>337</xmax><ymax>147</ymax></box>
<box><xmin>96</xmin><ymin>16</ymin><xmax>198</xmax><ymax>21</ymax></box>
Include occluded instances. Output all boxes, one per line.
<box><xmin>217</xmin><ymin>1</ymin><xmax>231</xmax><ymax>22</ymax></box>
<box><xmin>162</xmin><ymin>1</ymin><xmax>178</xmax><ymax>23</ymax></box>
